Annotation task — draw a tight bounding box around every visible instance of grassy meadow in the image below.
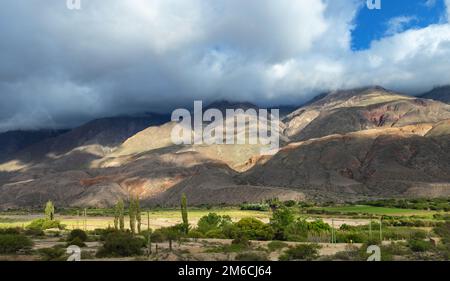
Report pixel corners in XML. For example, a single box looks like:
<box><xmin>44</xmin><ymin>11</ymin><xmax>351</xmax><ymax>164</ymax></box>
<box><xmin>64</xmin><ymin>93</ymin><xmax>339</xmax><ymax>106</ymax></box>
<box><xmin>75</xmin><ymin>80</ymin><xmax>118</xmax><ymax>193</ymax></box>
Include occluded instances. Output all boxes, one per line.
<box><xmin>0</xmin><ymin>208</ymin><xmax>271</xmax><ymax>231</ymax></box>
<box><xmin>1</xmin><ymin>199</ymin><xmax>449</xmax><ymax>261</ymax></box>
<box><xmin>314</xmin><ymin>205</ymin><xmax>438</xmax><ymax>217</ymax></box>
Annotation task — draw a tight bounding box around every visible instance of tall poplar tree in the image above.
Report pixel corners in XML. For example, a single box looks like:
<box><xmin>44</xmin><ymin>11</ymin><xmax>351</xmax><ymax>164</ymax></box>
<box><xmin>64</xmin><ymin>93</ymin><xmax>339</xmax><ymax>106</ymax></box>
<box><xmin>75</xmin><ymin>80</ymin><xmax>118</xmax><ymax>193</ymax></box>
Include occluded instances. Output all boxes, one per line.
<box><xmin>45</xmin><ymin>201</ymin><xmax>55</xmax><ymax>221</ymax></box>
<box><xmin>117</xmin><ymin>199</ymin><xmax>125</xmax><ymax>231</ymax></box>
<box><xmin>129</xmin><ymin>199</ymin><xmax>136</xmax><ymax>234</ymax></box>
<box><xmin>181</xmin><ymin>194</ymin><xmax>189</xmax><ymax>234</ymax></box>
<box><xmin>135</xmin><ymin>196</ymin><xmax>142</xmax><ymax>234</ymax></box>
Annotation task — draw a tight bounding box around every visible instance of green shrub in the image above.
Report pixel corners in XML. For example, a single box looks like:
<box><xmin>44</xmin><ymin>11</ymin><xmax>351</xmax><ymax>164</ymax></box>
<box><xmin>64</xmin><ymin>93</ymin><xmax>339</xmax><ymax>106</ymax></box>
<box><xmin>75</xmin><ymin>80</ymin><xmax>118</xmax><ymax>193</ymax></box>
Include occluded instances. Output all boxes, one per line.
<box><xmin>81</xmin><ymin>251</ymin><xmax>95</xmax><ymax>260</ymax></box>
<box><xmin>24</xmin><ymin>228</ymin><xmax>45</xmax><ymax>237</ymax></box>
<box><xmin>66</xmin><ymin>237</ymin><xmax>86</xmax><ymax>248</ymax></box>
<box><xmin>411</xmin><ymin>231</ymin><xmax>427</xmax><ymax>240</ymax></box>
<box><xmin>235</xmin><ymin>218</ymin><xmax>274</xmax><ymax>241</ymax></box>
<box><xmin>67</xmin><ymin>229</ymin><xmax>88</xmax><ymax>242</ymax></box>
<box><xmin>38</xmin><ymin>246</ymin><xmax>67</xmax><ymax>261</ymax></box>
<box><xmin>205</xmin><ymin>229</ymin><xmax>227</xmax><ymax>239</ymax></box>
<box><xmin>150</xmin><ymin>229</ymin><xmax>166</xmax><ymax>243</ymax></box>
<box><xmin>240</xmin><ymin>203</ymin><xmax>270</xmax><ymax>211</ymax></box>
<box><xmin>335</xmin><ymin>232</ymin><xmax>367</xmax><ymax>243</ymax></box>
<box><xmin>232</xmin><ymin>235</ymin><xmax>251</xmax><ymax>247</ymax></box>
<box><xmin>330</xmin><ymin>245</ymin><xmax>367</xmax><ymax>261</ymax></box>
<box><xmin>285</xmin><ymin>219</ymin><xmax>331</xmax><ymax>242</ymax></box>
<box><xmin>96</xmin><ymin>228</ymin><xmax>119</xmax><ymax>241</ymax></box>
<box><xmin>0</xmin><ymin>227</ymin><xmax>22</xmax><ymax>235</ymax></box>
<box><xmin>139</xmin><ymin>229</ymin><xmax>153</xmax><ymax>240</ymax></box>
<box><xmin>235</xmin><ymin>252</ymin><xmax>268</xmax><ymax>261</ymax></box>
<box><xmin>197</xmin><ymin>213</ymin><xmax>232</xmax><ymax>234</ymax></box>
<box><xmin>308</xmin><ymin>219</ymin><xmax>332</xmax><ymax>233</ymax></box>
<box><xmin>207</xmin><ymin>242</ymin><xmax>250</xmax><ymax>253</ymax></box>
<box><xmin>222</xmin><ymin>223</ymin><xmax>238</xmax><ymax>239</ymax></box>
<box><xmin>339</xmin><ymin>224</ymin><xmax>354</xmax><ymax>231</ymax></box>
<box><xmin>267</xmin><ymin>241</ymin><xmax>288</xmax><ymax>252</ymax></box>
<box><xmin>380</xmin><ymin>242</ymin><xmax>411</xmax><ymax>260</ymax></box>
<box><xmin>332</xmin><ymin>247</ymin><xmax>365</xmax><ymax>261</ymax></box>
<box><xmin>0</xmin><ymin>234</ymin><xmax>33</xmax><ymax>254</ymax></box>
<box><xmin>279</xmin><ymin>244</ymin><xmax>321</xmax><ymax>261</ymax></box>
<box><xmin>365</xmin><ymin>238</ymin><xmax>381</xmax><ymax>246</ymax></box>
<box><xmin>187</xmin><ymin>230</ymin><xmax>205</xmax><ymax>239</ymax></box>
<box><xmin>381</xmin><ymin>227</ymin><xmax>427</xmax><ymax>241</ymax></box>
<box><xmin>434</xmin><ymin>222</ymin><xmax>450</xmax><ymax>244</ymax></box>
<box><xmin>27</xmin><ymin>218</ymin><xmax>64</xmax><ymax>230</ymax></box>
<box><xmin>408</xmin><ymin>239</ymin><xmax>433</xmax><ymax>252</ymax></box>
<box><xmin>283</xmin><ymin>200</ymin><xmax>297</xmax><ymax>208</ymax></box>
<box><xmin>435</xmin><ymin>243</ymin><xmax>450</xmax><ymax>259</ymax></box>
<box><xmin>270</xmin><ymin>207</ymin><xmax>295</xmax><ymax>240</ymax></box>
<box><xmin>157</xmin><ymin>224</ymin><xmax>185</xmax><ymax>249</ymax></box>
<box><xmin>96</xmin><ymin>232</ymin><xmax>145</xmax><ymax>257</ymax></box>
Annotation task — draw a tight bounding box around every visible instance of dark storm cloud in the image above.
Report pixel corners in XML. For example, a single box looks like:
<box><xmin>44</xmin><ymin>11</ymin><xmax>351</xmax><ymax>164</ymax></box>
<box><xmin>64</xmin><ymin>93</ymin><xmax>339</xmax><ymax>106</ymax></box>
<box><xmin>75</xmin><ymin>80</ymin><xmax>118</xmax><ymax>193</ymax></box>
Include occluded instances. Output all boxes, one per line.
<box><xmin>1</xmin><ymin>0</ymin><xmax>450</xmax><ymax>131</ymax></box>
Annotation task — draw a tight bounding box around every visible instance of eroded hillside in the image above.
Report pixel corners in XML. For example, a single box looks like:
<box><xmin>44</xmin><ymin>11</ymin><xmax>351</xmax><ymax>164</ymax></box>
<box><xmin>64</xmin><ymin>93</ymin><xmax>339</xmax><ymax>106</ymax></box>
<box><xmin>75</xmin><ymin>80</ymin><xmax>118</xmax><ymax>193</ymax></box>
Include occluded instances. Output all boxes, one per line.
<box><xmin>0</xmin><ymin>87</ymin><xmax>449</xmax><ymax>208</ymax></box>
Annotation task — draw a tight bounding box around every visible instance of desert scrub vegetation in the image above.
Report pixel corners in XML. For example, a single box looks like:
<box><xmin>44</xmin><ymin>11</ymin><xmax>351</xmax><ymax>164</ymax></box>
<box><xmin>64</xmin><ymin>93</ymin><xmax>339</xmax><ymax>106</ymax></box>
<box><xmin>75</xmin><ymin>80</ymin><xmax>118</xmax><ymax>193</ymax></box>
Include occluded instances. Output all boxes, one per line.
<box><xmin>66</xmin><ymin>229</ymin><xmax>89</xmax><ymax>247</ymax></box>
<box><xmin>235</xmin><ymin>252</ymin><xmax>269</xmax><ymax>261</ymax></box>
<box><xmin>433</xmin><ymin>222</ymin><xmax>450</xmax><ymax>259</ymax></box>
<box><xmin>267</xmin><ymin>241</ymin><xmax>288</xmax><ymax>252</ymax></box>
<box><xmin>24</xmin><ymin>228</ymin><xmax>45</xmax><ymax>237</ymax></box>
<box><xmin>207</xmin><ymin>236</ymin><xmax>252</xmax><ymax>253</ymax></box>
<box><xmin>67</xmin><ymin>229</ymin><xmax>88</xmax><ymax>242</ymax></box>
<box><xmin>279</xmin><ymin>244</ymin><xmax>321</xmax><ymax>261</ymax></box>
<box><xmin>324</xmin><ymin>245</ymin><xmax>366</xmax><ymax>261</ymax></box>
<box><xmin>38</xmin><ymin>245</ymin><xmax>67</xmax><ymax>261</ymax></box>
<box><xmin>151</xmin><ymin>224</ymin><xmax>185</xmax><ymax>251</ymax></box>
<box><xmin>0</xmin><ymin>233</ymin><xmax>33</xmax><ymax>254</ymax></box>
<box><xmin>96</xmin><ymin>231</ymin><xmax>145</xmax><ymax>257</ymax></box>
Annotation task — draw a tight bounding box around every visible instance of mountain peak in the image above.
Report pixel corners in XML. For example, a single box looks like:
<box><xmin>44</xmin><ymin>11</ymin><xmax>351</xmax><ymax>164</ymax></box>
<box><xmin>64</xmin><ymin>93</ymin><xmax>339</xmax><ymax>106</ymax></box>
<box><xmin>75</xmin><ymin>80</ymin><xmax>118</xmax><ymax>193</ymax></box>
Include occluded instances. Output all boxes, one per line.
<box><xmin>205</xmin><ymin>100</ymin><xmax>258</xmax><ymax>111</ymax></box>
<box><xmin>420</xmin><ymin>85</ymin><xmax>450</xmax><ymax>104</ymax></box>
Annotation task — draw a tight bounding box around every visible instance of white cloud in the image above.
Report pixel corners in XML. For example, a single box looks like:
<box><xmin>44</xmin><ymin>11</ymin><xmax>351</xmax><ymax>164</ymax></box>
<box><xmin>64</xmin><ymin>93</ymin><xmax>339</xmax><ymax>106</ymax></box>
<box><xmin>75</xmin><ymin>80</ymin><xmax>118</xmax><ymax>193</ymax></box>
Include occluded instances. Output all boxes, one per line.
<box><xmin>447</xmin><ymin>0</ymin><xmax>450</xmax><ymax>20</ymax></box>
<box><xmin>0</xmin><ymin>0</ymin><xmax>450</xmax><ymax>131</ymax></box>
<box><xmin>424</xmin><ymin>0</ymin><xmax>437</xmax><ymax>8</ymax></box>
<box><xmin>385</xmin><ymin>16</ymin><xmax>417</xmax><ymax>36</ymax></box>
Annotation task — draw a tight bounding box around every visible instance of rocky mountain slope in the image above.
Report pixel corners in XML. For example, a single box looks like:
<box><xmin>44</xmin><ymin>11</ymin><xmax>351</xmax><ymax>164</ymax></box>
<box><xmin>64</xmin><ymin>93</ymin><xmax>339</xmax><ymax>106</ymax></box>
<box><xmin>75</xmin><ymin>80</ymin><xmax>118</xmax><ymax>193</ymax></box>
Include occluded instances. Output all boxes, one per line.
<box><xmin>0</xmin><ymin>129</ymin><xmax>67</xmax><ymax>162</ymax></box>
<box><xmin>0</xmin><ymin>87</ymin><xmax>449</xmax><ymax>208</ymax></box>
<box><xmin>241</xmin><ymin>121</ymin><xmax>450</xmax><ymax>201</ymax></box>
<box><xmin>419</xmin><ymin>86</ymin><xmax>450</xmax><ymax>104</ymax></box>
<box><xmin>284</xmin><ymin>87</ymin><xmax>450</xmax><ymax>141</ymax></box>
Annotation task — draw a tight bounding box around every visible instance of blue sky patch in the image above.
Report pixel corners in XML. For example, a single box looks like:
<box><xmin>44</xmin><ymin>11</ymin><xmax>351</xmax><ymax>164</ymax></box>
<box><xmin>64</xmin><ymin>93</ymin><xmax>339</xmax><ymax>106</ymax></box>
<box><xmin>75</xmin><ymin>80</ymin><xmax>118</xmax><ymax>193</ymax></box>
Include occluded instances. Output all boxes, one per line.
<box><xmin>352</xmin><ymin>0</ymin><xmax>447</xmax><ymax>50</ymax></box>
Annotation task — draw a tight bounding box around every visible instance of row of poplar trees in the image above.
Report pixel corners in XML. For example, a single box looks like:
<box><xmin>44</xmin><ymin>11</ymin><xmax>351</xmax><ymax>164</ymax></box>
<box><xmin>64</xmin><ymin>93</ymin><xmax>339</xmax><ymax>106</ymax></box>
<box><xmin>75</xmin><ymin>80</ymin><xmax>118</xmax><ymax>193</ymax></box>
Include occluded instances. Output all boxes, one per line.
<box><xmin>113</xmin><ymin>196</ymin><xmax>142</xmax><ymax>234</ymax></box>
<box><xmin>112</xmin><ymin>194</ymin><xmax>189</xmax><ymax>235</ymax></box>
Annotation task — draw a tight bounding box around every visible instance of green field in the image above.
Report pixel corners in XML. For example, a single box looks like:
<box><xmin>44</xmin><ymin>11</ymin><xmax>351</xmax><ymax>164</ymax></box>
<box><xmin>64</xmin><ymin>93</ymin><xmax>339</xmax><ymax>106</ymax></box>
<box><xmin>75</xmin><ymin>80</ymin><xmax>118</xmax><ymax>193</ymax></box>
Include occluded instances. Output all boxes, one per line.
<box><xmin>0</xmin><ymin>205</ymin><xmax>444</xmax><ymax>230</ymax></box>
<box><xmin>315</xmin><ymin>205</ymin><xmax>438</xmax><ymax>216</ymax></box>
<box><xmin>1</xmin><ymin>203</ymin><xmax>450</xmax><ymax>261</ymax></box>
<box><xmin>0</xmin><ymin>208</ymin><xmax>271</xmax><ymax>230</ymax></box>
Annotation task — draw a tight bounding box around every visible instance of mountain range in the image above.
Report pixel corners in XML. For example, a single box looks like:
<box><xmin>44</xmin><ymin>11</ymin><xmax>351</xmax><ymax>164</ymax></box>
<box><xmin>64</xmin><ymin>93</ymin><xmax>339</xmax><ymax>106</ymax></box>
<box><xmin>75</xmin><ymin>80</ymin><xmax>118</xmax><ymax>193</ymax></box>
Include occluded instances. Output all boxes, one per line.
<box><xmin>0</xmin><ymin>86</ymin><xmax>449</xmax><ymax>208</ymax></box>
